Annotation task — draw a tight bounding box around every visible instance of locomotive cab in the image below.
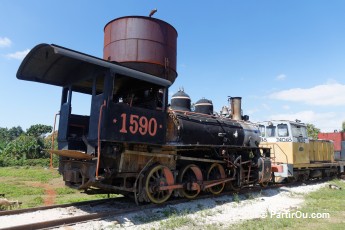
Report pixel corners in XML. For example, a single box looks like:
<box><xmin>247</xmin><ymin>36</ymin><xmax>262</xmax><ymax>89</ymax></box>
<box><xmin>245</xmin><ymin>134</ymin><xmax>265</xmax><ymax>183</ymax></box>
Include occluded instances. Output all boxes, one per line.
<box><xmin>57</xmin><ymin>73</ymin><xmax>169</xmax><ymax>153</ymax></box>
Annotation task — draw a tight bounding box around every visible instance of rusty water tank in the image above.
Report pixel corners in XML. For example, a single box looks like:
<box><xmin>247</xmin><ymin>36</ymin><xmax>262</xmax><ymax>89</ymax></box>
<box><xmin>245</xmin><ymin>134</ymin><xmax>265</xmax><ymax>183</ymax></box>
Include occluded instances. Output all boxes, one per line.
<box><xmin>104</xmin><ymin>16</ymin><xmax>178</xmax><ymax>83</ymax></box>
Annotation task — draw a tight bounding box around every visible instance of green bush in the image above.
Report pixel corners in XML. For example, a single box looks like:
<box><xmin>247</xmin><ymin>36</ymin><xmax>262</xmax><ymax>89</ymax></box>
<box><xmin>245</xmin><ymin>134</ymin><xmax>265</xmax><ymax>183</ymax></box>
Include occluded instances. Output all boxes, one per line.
<box><xmin>0</xmin><ymin>156</ymin><xmax>56</xmax><ymax>167</ymax></box>
<box><xmin>2</xmin><ymin>135</ymin><xmax>47</xmax><ymax>160</ymax></box>
<box><xmin>0</xmin><ymin>124</ymin><xmax>55</xmax><ymax>167</ymax></box>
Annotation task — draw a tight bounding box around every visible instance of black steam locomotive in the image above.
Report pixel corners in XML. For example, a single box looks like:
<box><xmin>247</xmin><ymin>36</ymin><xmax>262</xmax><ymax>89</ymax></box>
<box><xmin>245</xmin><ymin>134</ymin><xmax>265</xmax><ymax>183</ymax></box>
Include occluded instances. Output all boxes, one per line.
<box><xmin>17</xmin><ymin>16</ymin><xmax>271</xmax><ymax>203</ymax></box>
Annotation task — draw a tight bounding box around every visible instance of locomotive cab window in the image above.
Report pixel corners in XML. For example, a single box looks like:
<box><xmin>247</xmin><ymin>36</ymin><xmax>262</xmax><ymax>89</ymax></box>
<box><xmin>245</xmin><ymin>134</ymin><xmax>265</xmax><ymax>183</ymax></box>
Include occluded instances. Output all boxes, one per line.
<box><xmin>291</xmin><ymin>124</ymin><xmax>307</xmax><ymax>138</ymax></box>
<box><xmin>112</xmin><ymin>75</ymin><xmax>166</xmax><ymax>111</ymax></box>
<box><xmin>259</xmin><ymin>125</ymin><xmax>265</xmax><ymax>137</ymax></box>
<box><xmin>266</xmin><ymin>125</ymin><xmax>276</xmax><ymax>137</ymax></box>
<box><xmin>277</xmin><ymin>124</ymin><xmax>289</xmax><ymax>137</ymax></box>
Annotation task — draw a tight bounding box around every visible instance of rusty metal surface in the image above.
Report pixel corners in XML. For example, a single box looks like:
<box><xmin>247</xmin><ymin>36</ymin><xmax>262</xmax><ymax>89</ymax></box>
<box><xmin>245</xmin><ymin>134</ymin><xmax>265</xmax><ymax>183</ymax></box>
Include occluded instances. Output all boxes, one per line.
<box><xmin>230</xmin><ymin>97</ymin><xmax>242</xmax><ymax>120</ymax></box>
<box><xmin>103</xmin><ymin>16</ymin><xmax>178</xmax><ymax>82</ymax></box>
<box><xmin>49</xmin><ymin>149</ymin><xmax>93</xmax><ymax>160</ymax></box>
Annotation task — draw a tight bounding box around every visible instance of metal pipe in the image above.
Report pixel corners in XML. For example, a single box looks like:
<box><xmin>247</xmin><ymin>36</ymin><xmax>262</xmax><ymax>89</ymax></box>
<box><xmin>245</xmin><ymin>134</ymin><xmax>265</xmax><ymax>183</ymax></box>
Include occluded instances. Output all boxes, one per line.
<box><xmin>96</xmin><ymin>100</ymin><xmax>107</xmax><ymax>178</ymax></box>
<box><xmin>50</xmin><ymin>112</ymin><xmax>60</xmax><ymax>168</ymax></box>
<box><xmin>230</xmin><ymin>97</ymin><xmax>242</xmax><ymax>120</ymax></box>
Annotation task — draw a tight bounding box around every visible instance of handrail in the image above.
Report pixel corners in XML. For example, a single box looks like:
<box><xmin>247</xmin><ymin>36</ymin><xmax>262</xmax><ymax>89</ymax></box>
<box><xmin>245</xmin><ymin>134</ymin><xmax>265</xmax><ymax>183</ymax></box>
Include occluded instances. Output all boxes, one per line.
<box><xmin>96</xmin><ymin>100</ymin><xmax>107</xmax><ymax>178</ymax></box>
<box><xmin>260</xmin><ymin>142</ymin><xmax>289</xmax><ymax>164</ymax></box>
<box><xmin>50</xmin><ymin>112</ymin><xmax>60</xmax><ymax>168</ymax></box>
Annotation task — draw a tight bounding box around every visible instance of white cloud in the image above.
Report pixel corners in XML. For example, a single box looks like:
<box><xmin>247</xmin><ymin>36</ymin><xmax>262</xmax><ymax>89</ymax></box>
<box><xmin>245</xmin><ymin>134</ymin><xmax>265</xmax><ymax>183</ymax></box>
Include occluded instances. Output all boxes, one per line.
<box><xmin>282</xmin><ymin>105</ymin><xmax>290</xmax><ymax>110</ymax></box>
<box><xmin>275</xmin><ymin>74</ymin><xmax>286</xmax><ymax>81</ymax></box>
<box><xmin>269</xmin><ymin>83</ymin><xmax>345</xmax><ymax>106</ymax></box>
<box><xmin>6</xmin><ymin>49</ymin><xmax>30</xmax><ymax>60</ymax></box>
<box><xmin>0</xmin><ymin>37</ymin><xmax>12</xmax><ymax>48</ymax></box>
<box><xmin>269</xmin><ymin>110</ymin><xmax>333</xmax><ymax>123</ymax></box>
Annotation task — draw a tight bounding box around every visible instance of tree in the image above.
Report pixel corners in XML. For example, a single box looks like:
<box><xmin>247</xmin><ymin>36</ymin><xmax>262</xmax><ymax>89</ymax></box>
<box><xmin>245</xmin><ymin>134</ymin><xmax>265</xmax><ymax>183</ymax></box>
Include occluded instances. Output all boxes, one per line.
<box><xmin>2</xmin><ymin>134</ymin><xmax>45</xmax><ymax>160</ymax></box>
<box><xmin>26</xmin><ymin>124</ymin><xmax>52</xmax><ymax>138</ymax></box>
<box><xmin>44</xmin><ymin>131</ymin><xmax>58</xmax><ymax>150</ymax></box>
<box><xmin>0</xmin><ymin>124</ymin><xmax>53</xmax><ymax>166</ymax></box>
<box><xmin>306</xmin><ymin>123</ymin><xmax>320</xmax><ymax>140</ymax></box>
<box><xmin>342</xmin><ymin>121</ymin><xmax>345</xmax><ymax>132</ymax></box>
<box><xmin>8</xmin><ymin>126</ymin><xmax>24</xmax><ymax>139</ymax></box>
<box><xmin>0</xmin><ymin>126</ymin><xmax>24</xmax><ymax>149</ymax></box>
<box><xmin>0</xmin><ymin>128</ymin><xmax>9</xmax><ymax>149</ymax></box>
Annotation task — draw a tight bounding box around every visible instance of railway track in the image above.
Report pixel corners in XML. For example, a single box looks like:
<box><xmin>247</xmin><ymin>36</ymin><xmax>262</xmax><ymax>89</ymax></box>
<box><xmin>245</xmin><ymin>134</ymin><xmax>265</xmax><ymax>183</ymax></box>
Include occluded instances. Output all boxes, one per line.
<box><xmin>0</xmin><ymin>197</ymin><xmax>135</xmax><ymax>230</ymax></box>
<box><xmin>0</xmin><ymin>198</ymin><xmax>121</xmax><ymax>217</ymax></box>
<box><xmin>0</xmin><ymin>179</ymin><xmax>329</xmax><ymax>230</ymax></box>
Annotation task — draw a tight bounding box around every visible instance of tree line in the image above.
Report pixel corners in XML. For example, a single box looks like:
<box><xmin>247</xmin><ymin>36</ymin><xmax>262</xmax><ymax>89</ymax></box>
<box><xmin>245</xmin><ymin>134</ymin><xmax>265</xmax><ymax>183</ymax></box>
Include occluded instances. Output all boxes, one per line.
<box><xmin>0</xmin><ymin>124</ymin><xmax>57</xmax><ymax>167</ymax></box>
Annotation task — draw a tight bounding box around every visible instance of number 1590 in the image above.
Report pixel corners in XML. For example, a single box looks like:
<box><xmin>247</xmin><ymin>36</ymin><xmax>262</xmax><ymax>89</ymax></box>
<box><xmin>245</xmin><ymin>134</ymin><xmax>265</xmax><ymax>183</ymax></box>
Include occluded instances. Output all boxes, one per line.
<box><xmin>119</xmin><ymin>113</ymin><xmax>158</xmax><ymax>136</ymax></box>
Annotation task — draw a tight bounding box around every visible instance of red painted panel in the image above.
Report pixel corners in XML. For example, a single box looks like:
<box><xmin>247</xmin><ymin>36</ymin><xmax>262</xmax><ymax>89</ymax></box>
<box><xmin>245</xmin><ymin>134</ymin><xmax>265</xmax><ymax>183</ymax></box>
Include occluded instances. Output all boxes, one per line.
<box><xmin>318</xmin><ymin>132</ymin><xmax>345</xmax><ymax>151</ymax></box>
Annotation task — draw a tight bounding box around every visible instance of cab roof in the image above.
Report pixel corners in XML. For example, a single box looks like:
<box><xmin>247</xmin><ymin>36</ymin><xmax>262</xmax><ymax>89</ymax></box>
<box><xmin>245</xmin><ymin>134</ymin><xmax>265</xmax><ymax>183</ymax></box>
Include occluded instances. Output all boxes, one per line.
<box><xmin>17</xmin><ymin>43</ymin><xmax>172</xmax><ymax>92</ymax></box>
<box><xmin>258</xmin><ymin>120</ymin><xmax>307</xmax><ymax>127</ymax></box>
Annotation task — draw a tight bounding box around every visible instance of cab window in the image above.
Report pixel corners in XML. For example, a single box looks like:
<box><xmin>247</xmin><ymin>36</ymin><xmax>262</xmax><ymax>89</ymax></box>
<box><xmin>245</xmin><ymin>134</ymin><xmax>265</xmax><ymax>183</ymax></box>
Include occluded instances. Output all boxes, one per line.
<box><xmin>266</xmin><ymin>125</ymin><xmax>276</xmax><ymax>137</ymax></box>
<box><xmin>259</xmin><ymin>125</ymin><xmax>265</xmax><ymax>137</ymax></box>
<box><xmin>291</xmin><ymin>125</ymin><xmax>307</xmax><ymax>138</ymax></box>
<box><xmin>277</xmin><ymin>124</ymin><xmax>289</xmax><ymax>137</ymax></box>
<box><xmin>111</xmin><ymin>75</ymin><xmax>165</xmax><ymax>111</ymax></box>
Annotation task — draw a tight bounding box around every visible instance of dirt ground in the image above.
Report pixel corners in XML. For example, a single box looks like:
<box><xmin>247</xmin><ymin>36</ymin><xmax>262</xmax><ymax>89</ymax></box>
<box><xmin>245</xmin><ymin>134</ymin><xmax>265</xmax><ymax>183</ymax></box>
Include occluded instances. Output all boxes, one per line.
<box><xmin>25</xmin><ymin>177</ymin><xmax>64</xmax><ymax>205</ymax></box>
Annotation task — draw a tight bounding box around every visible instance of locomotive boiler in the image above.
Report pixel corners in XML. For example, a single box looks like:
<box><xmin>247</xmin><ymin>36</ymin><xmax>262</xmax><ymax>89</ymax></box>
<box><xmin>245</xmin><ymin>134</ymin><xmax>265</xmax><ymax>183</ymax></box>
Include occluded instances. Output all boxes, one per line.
<box><xmin>17</xmin><ymin>15</ymin><xmax>271</xmax><ymax>203</ymax></box>
<box><xmin>167</xmin><ymin>90</ymin><xmax>261</xmax><ymax>147</ymax></box>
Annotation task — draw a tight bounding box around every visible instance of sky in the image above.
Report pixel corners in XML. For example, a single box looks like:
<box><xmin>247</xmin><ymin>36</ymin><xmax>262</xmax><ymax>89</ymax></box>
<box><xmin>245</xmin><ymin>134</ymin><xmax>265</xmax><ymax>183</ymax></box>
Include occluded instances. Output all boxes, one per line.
<box><xmin>1</xmin><ymin>0</ymin><xmax>345</xmax><ymax>132</ymax></box>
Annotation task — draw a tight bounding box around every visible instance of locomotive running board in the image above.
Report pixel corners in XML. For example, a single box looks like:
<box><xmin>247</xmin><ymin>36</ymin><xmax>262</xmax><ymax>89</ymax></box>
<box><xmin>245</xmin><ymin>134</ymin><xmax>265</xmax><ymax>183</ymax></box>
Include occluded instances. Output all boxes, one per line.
<box><xmin>48</xmin><ymin>149</ymin><xmax>94</xmax><ymax>160</ymax></box>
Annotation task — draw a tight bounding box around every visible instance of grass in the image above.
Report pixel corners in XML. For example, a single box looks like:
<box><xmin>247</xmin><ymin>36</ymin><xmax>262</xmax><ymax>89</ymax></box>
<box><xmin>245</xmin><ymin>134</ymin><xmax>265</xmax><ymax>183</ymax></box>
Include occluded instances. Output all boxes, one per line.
<box><xmin>0</xmin><ymin>166</ymin><xmax>117</xmax><ymax>209</ymax></box>
<box><xmin>132</xmin><ymin>206</ymin><xmax>196</xmax><ymax>229</ymax></box>
<box><xmin>159</xmin><ymin>213</ymin><xmax>195</xmax><ymax>229</ymax></box>
<box><xmin>231</xmin><ymin>179</ymin><xmax>345</xmax><ymax>230</ymax></box>
<box><xmin>0</xmin><ymin>182</ymin><xmax>45</xmax><ymax>197</ymax></box>
<box><xmin>158</xmin><ymin>208</ymin><xmax>195</xmax><ymax>229</ymax></box>
<box><xmin>199</xmin><ymin>208</ymin><xmax>219</xmax><ymax>218</ymax></box>
<box><xmin>0</xmin><ymin>166</ymin><xmax>60</xmax><ymax>182</ymax></box>
<box><xmin>55</xmin><ymin>193</ymin><xmax>116</xmax><ymax>204</ymax></box>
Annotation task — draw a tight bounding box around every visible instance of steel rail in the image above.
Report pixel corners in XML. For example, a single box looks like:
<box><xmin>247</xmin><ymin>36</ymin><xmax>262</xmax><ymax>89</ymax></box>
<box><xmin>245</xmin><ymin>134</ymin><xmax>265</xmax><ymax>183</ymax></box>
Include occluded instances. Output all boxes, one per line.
<box><xmin>0</xmin><ymin>197</ymin><xmax>122</xmax><ymax>216</ymax></box>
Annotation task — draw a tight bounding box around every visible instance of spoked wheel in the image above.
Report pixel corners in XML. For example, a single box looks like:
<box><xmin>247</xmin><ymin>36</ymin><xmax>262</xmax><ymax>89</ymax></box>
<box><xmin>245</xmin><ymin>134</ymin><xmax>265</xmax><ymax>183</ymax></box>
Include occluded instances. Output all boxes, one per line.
<box><xmin>178</xmin><ymin>164</ymin><xmax>203</xmax><ymax>199</ymax></box>
<box><xmin>144</xmin><ymin>164</ymin><xmax>174</xmax><ymax>204</ymax></box>
<box><xmin>207</xmin><ymin>163</ymin><xmax>226</xmax><ymax>195</ymax></box>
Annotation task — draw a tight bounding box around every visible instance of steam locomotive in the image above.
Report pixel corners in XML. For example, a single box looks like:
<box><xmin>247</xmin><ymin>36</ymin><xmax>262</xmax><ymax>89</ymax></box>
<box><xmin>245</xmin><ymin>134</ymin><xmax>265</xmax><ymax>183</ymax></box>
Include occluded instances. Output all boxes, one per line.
<box><xmin>17</xmin><ymin>16</ymin><xmax>271</xmax><ymax>203</ymax></box>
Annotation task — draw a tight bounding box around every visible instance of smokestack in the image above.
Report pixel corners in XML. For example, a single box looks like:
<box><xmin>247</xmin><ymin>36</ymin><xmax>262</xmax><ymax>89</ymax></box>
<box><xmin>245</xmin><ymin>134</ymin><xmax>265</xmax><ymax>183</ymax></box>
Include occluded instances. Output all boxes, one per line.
<box><xmin>230</xmin><ymin>97</ymin><xmax>242</xmax><ymax>120</ymax></box>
